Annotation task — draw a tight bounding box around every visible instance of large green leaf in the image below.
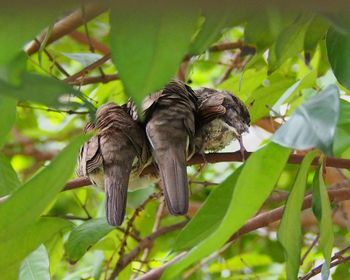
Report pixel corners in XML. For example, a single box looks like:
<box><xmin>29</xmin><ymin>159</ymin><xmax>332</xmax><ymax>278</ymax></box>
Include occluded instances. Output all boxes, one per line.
<box><xmin>0</xmin><ymin>72</ymin><xmax>82</xmax><ymax>107</ymax></box>
<box><xmin>269</xmin><ymin>14</ymin><xmax>311</xmax><ymax>71</ymax></box>
<box><xmin>189</xmin><ymin>3</ymin><xmax>238</xmax><ymax>55</ymax></box>
<box><xmin>65</xmin><ymin>218</ymin><xmax>114</xmax><ymax>263</ymax></box>
<box><xmin>0</xmin><ymin>217</ymin><xmax>72</xmax><ymax>279</ymax></box>
<box><xmin>0</xmin><ymin>95</ymin><xmax>16</xmax><ymax>147</ymax></box>
<box><xmin>277</xmin><ymin>150</ymin><xmax>317</xmax><ymax>280</ymax></box>
<box><xmin>272</xmin><ymin>85</ymin><xmax>340</xmax><ymax>156</ymax></box>
<box><xmin>312</xmin><ymin>165</ymin><xmax>334</xmax><ymax>280</ymax></box>
<box><xmin>174</xmin><ymin>166</ymin><xmax>242</xmax><ymax>251</ymax></box>
<box><xmin>0</xmin><ymin>154</ymin><xmax>21</xmax><ymax>196</ymax></box>
<box><xmin>109</xmin><ymin>1</ymin><xmax>199</xmax><ymax>106</ymax></box>
<box><xmin>19</xmin><ymin>244</ymin><xmax>50</xmax><ymax>280</ymax></box>
<box><xmin>246</xmin><ymin>72</ymin><xmax>294</xmax><ymax>123</ymax></box>
<box><xmin>333</xmin><ymin>99</ymin><xmax>350</xmax><ymax>156</ymax></box>
<box><xmin>0</xmin><ymin>1</ymin><xmax>78</xmax><ymax>64</ymax></box>
<box><xmin>0</xmin><ymin>135</ymin><xmax>88</xmax><ymax>242</ymax></box>
<box><xmin>162</xmin><ymin>143</ymin><xmax>290</xmax><ymax>279</ymax></box>
<box><xmin>326</xmin><ymin>27</ymin><xmax>350</xmax><ymax>89</ymax></box>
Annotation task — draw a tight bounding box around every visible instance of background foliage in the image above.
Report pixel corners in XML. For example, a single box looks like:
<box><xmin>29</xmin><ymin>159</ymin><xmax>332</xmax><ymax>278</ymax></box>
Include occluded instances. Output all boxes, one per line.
<box><xmin>1</xmin><ymin>1</ymin><xmax>350</xmax><ymax>279</ymax></box>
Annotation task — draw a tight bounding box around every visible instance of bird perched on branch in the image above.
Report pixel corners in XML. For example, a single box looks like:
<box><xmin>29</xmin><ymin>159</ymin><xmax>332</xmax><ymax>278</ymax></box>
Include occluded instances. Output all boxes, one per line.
<box><xmin>143</xmin><ymin>80</ymin><xmax>197</xmax><ymax>215</ymax></box>
<box><xmin>76</xmin><ymin>102</ymin><xmax>149</xmax><ymax>226</ymax></box>
<box><xmin>194</xmin><ymin>88</ymin><xmax>250</xmax><ymax>157</ymax></box>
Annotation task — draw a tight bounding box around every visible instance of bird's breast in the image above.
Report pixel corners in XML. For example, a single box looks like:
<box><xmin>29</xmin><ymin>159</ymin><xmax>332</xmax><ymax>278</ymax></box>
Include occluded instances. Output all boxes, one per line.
<box><xmin>201</xmin><ymin>118</ymin><xmax>237</xmax><ymax>152</ymax></box>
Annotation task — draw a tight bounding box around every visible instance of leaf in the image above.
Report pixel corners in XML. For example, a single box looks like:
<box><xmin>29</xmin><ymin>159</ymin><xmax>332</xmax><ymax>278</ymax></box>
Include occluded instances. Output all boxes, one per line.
<box><xmin>326</xmin><ymin>27</ymin><xmax>350</xmax><ymax>89</ymax></box>
<box><xmin>64</xmin><ymin>218</ymin><xmax>114</xmax><ymax>263</ymax></box>
<box><xmin>189</xmin><ymin>3</ymin><xmax>237</xmax><ymax>55</ymax></box>
<box><xmin>109</xmin><ymin>1</ymin><xmax>199</xmax><ymax>106</ymax></box>
<box><xmin>0</xmin><ymin>72</ymin><xmax>82</xmax><ymax>107</ymax></box>
<box><xmin>0</xmin><ymin>1</ymin><xmax>78</xmax><ymax>65</ymax></box>
<box><xmin>272</xmin><ymin>85</ymin><xmax>340</xmax><ymax>156</ymax></box>
<box><xmin>269</xmin><ymin>14</ymin><xmax>311</xmax><ymax>71</ymax></box>
<box><xmin>271</xmin><ymin>70</ymin><xmax>316</xmax><ymax>116</ymax></box>
<box><xmin>246</xmin><ymin>72</ymin><xmax>294</xmax><ymax>123</ymax></box>
<box><xmin>277</xmin><ymin>150</ymin><xmax>317</xmax><ymax>280</ymax></box>
<box><xmin>174</xmin><ymin>166</ymin><xmax>242</xmax><ymax>251</ymax></box>
<box><xmin>304</xmin><ymin>16</ymin><xmax>329</xmax><ymax>54</ymax></box>
<box><xmin>333</xmin><ymin>99</ymin><xmax>350</xmax><ymax>156</ymax></box>
<box><xmin>162</xmin><ymin>143</ymin><xmax>290</xmax><ymax>279</ymax></box>
<box><xmin>0</xmin><ymin>154</ymin><xmax>21</xmax><ymax>196</ymax></box>
<box><xmin>62</xmin><ymin>52</ymin><xmax>103</xmax><ymax>67</ymax></box>
<box><xmin>0</xmin><ymin>135</ymin><xmax>89</xmax><ymax>243</ymax></box>
<box><xmin>0</xmin><ymin>95</ymin><xmax>16</xmax><ymax>147</ymax></box>
<box><xmin>0</xmin><ymin>217</ymin><xmax>72</xmax><ymax>279</ymax></box>
<box><xmin>312</xmin><ymin>164</ymin><xmax>334</xmax><ymax>280</ymax></box>
<box><xmin>19</xmin><ymin>244</ymin><xmax>50</xmax><ymax>280</ymax></box>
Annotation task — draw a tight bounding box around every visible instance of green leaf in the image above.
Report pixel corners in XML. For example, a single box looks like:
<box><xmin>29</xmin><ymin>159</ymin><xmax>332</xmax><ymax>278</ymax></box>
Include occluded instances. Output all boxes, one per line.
<box><xmin>162</xmin><ymin>143</ymin><xmax>290</xmax><ymax>279</ymax></box>
<box><xmin>272</xmin><ymin>85</ymin><xmax>340</xmax><ymax>156</ymax></box>
<box><xmin>269</xmin><ymin>14</ymin><xmax>311</xmax><ymax>71</ymax></box>
<box><xmin>189</xmin><ymin>4</ymin><xmax>236</xmax><ymax>55</ymax></box>
<box><xmin>304</xmin><ymin>16</ymin><xmax>329</xmax><ymax>55</ymax></box>
<box><xmin>109</xmin><ymin>1</ymin><xmax>199</xmax><ymax>106</ymax></box>
<box><xmin>174</xmin><ymin>166</ymin><xmax>242</xmax><ymax>251</ymax></box>
<box><xmin>312</xmin><ymin>165</ymin><xmax>334</xmax><ymax>280</ymax></box>
<box><xmin>326</xmin><ymin>27</ymin><xmax>350</xmax><ymax>89</ymax></box>
<box><xmin>0</xmin><ymin>135</ymin><xmax>89</xmax><ymax>243</ymax></box>
<box><xmin>333</xmin><ymin>99</ymin><xmax>350</xmax><ymax>156</ymax></box>
<box><xmin>277</xmin><ymin>150</ymin><xmax>317</xmax><ymax>280</ymax></box>
<box><xmin>246</xmin><ymin>72</ymin><xmax>294</xmax><ymax>123</ymax></box>
<box><xmin>19</xmin><ymin>244</ymin><xmax>50</xmax><ymax>280</ymax></box>
<box><xmin>0</xmin><ymin>154</ymin><xmax>21</xmax><ymax>196</ymax></box>
<box><xmin>0</xmin><ymin>73</ymin><xmax>82</xmax><ymax>107</ymax></box>
<box><xmin>0</xmin><ymin>1</ymin><xmax>78</xmax><ymax>64</ymax></box>
<box><xmin>0</xmin><ymin>95</ymin><xmax>16</xmax><ymax>147</ymax></box>
<box><xmin>65</xmin><ymin>218</ymin><xmax>114</xmax><ymax>263</ymax></box>
<box><xmin>0</xmin><ymin>217</ymin><xmax>72</xmax><ymax>279</ymax></box>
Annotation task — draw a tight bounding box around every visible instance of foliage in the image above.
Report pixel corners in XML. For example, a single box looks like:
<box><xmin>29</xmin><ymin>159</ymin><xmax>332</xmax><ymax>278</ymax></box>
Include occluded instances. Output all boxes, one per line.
<box><xmin>0</xmin><ymin>2</ymin><xmax>350</xmax><ymax>280</ymax></box>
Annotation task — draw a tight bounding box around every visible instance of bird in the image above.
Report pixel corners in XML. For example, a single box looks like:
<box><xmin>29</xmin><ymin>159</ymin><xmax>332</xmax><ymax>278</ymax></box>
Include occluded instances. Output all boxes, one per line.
<box><xmin>143</xmin><ymin>80</ymin><xmax>197</xmax><ymax>215</ymax></box>
<box><xmin>76</xmin><ymin>102</ymin><xmax>149</xmax><ymax>226</ymax></box>
<box><xmin>194</xmin><ymin>87</ymin><xmax>250</xmax><ymax>157</ymax></box>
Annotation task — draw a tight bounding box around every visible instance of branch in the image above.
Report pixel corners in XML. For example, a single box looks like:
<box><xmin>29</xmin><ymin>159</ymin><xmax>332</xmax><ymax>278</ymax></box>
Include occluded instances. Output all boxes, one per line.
<box><xmin>63</xmin><ymin>151</ymin><xmax>350</xmax><ymax>191</ymax></box>
<box><xmin>136</xmin><ymin>187</ymin><xmax>350</xmax><ymax>279</ymax></box>
<box><xmin>69</xmin><ymin>30</ymin><xmax>110</xmax><ymax>55</ymax></box>
<box><xmin>25</xmin><ymin>1</ymin><xmax>109</xmax><ymax>55</ymax></box>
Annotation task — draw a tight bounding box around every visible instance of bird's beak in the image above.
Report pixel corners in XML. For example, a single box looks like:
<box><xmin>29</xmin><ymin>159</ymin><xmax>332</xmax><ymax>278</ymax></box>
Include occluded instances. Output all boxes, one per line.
<box><xmin>243</xmin><ymin>124</ymin><xmax>250</xmax><ymax>133</ymax></box>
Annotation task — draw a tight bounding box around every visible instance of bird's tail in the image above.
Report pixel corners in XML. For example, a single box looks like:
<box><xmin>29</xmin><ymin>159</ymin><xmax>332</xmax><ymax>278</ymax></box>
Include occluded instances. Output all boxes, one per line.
<box><xmin>104</xmin><ymin>164</ymin><xmax>131</xmax><ymax>226</ymax></box>
<box><xmin>157</xmin><ymin>146</ymin><xmax>189</xmax><ymax>215</ymax></box>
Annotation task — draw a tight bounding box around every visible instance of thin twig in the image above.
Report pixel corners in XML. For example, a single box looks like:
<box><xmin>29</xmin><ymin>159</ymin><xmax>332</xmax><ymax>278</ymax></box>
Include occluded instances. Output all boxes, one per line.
<box><xmin>17</xmin><ymin>103</ymin><xmax>89</xmax><ymax>115</ymax></box>
<box><xmin>300</xmin><ymin>234</ymin><xmax>320</xmax><ymax>265</ymax></box>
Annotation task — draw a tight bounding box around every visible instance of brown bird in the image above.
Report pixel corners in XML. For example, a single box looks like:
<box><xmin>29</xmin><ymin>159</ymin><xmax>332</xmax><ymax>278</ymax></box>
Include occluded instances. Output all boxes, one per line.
<box><xmin>143</xmin><ymin>80</ymin><xmax>197</xmax><ymax>215</ymax></box>
<box><xmin>77</xmin><ymin>102</ymin><xmax>149</xmax><ymax>226</ymax></box>
<box><xmin>194</xmin><ymin>88</ymin><xmax>250</xmax><ymax>156</ymax></box>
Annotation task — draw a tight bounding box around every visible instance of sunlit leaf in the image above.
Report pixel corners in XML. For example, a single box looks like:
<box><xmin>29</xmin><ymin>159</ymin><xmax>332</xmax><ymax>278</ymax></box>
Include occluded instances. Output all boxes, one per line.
<box><xmin>0</xmin><ymin>154</ymin><xmax>21</xmax><ymax>196</ymax></box>
<box><xmin>277</xmin><ymin>150</ymin><xmax>317</xmax><ymax>280</ymax></box>
<box><xmin>326</xmin><ymin>27</ymin><xmax>350</xmax><ymax>89</ymax></box>
<box><xmin>0</xmin><ymin>135</ymin><xmax>89</xmax><ymax>242</ymax></box>
<box><xmin>19</xmin><ymin>244</ymin><xmax>50</xmax><ymax>280</ymax></box>
<box><xmin>174</xmin><ymin>166</ymin><xmax>242</xmax><ymax>251</ymax></box>
<box><xmin>333</xmin><ymin>99</ymin><xmax>350</xmax><ymax>156</ymax></box>
<box><xmin>162</xmin><ymin>143</ymin><xmax>290</xmax><ymax>279</ymax></box>
<box><xmin>109</xmin><ymin>1</ymin><xmax>199</xmax><ymax>106</ymax></box>
<box><xmin>312</xmin><ymin>164</ymin><xmax>334</xmax><ymax>280</ymax></box>
<box><xmin>0</xmin><ymin>95</ymin><xmax>16</xmax><ymax>147</ymax></box>
<box><xmin>272</xmin><ymin>85</ymin><xmax>340</xmax><ymax>155</ymax></box>
<box><xmin>0</xmin><ymin>217</ymin><xmax>72</xmax><ymax>279</ymax></box>
<box><xmin>65</xmin><ymin>218</ymin><xmax>114</xmax><ymax>263</ymax></box>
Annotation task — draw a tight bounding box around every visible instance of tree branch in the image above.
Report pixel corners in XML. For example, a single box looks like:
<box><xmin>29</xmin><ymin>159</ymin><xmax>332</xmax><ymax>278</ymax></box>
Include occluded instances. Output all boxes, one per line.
<box><xmin>25</xmin><ymin>1</ymin><xmax>108</xmax><ymax>55</ymax></box>
<box><xmin>64</xmin><ymin>151</ymin><xmax>350</xmax><ymax>191</ymax></box>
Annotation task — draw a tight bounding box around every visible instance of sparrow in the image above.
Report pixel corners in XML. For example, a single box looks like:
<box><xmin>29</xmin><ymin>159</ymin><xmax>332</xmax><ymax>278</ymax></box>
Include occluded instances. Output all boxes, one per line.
<box><xmin>194</xmin><ymin>88</ymin><xmax>250</xmax><ymax>157</ymax></box>
<box><xmin>76</xmin><ymin>102</ymin><xmax>149</xmax><ymax>226</ymax></box>
<box><xmin>143</xmin><ymin>80</ymin><xmax>197</xmax><ymax>215</ymax></box>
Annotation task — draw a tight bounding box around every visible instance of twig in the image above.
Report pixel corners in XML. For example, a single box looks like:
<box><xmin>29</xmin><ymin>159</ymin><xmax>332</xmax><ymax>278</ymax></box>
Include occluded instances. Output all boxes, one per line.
<box><xmin>17</xmin><ymin>103</ymin><xmax>89</xmax><ymax>115</ymax></box>
<box><xmin>64</xmin><ymin>151</ymin><xmax>350</xmax><ymax>191</ymax></box>
<box><xmin>25</xmin><ymin>1</ymin><xmax>109</xmax><ymax>55</ymax></box>
<box><xmin>300</xmin><ymin>234</ymin><xmax>320</xmax><ymax>265</ymax></box>
<box><xmin>68</xmin><ymin>74</ymin><xmax>119</xmax><ymax>86</ymax></box>
<box><xmin>69</xmin><ymin>30</ymin><xmax>110</xmax><ymax>55</ymax></box>
<box><xmin>108</xmin><ymin>221</ymin><xmax>187</xmax><ymax>280</ymax></box>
